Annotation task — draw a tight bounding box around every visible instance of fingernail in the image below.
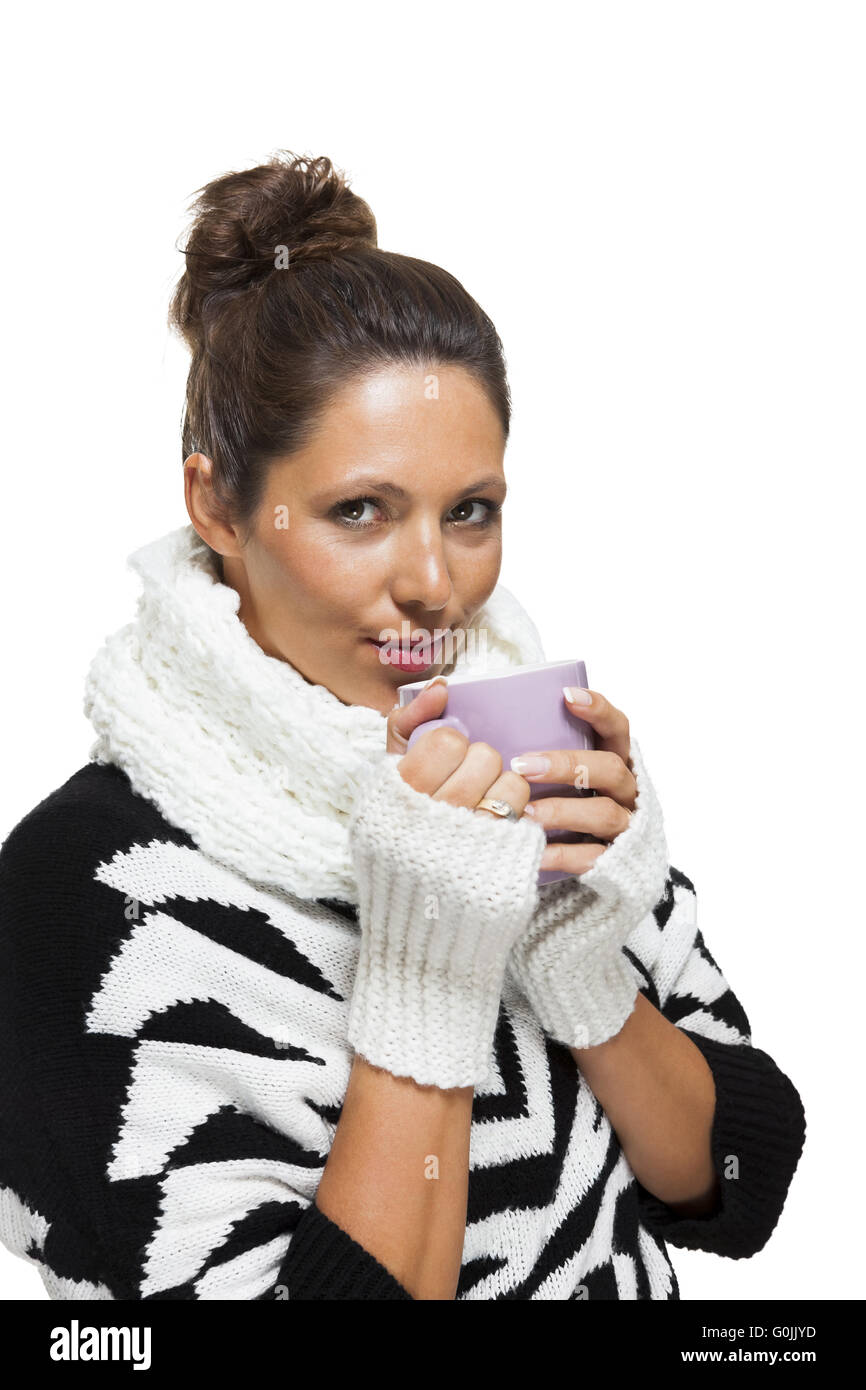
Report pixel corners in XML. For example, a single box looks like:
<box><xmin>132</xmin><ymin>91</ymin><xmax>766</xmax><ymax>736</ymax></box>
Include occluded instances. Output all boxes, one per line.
<box><xmin>423</xmin><ymin>676</ymin><xmax>447</xmax><ymax>690</ymax></box>
<box><xmin>511</xmin><ymin>755</ymin><xmax>551</xmax><ymax>776</ymax></box>
<box><xmin>521</xmin><ymin>803</ymin><xmax>537</xmax><ymax>817</ymax></box>
<box><xmin>563</xmin><ymin>686</ymin><xmax>592</xmax><ymax>706</ymax></box>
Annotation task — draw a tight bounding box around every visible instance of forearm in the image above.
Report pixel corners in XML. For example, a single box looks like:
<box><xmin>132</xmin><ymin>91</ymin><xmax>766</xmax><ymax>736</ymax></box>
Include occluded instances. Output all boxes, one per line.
<box><xmin>569</xmin><ymin>992</ymin><xmax>720</xmax><ymax>1216</ymax></box>
<box><xmin>314</xmin><ymin>1053</ymin><xmax>474</xmax><ymax>1300</ymax></box>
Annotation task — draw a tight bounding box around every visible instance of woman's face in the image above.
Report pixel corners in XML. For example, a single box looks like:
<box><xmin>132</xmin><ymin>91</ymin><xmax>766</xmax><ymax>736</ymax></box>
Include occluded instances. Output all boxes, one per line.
<box><xmin>186</xmin><ymin>363</ymin><xmax>507</xmax><ymax>715</ymax></box>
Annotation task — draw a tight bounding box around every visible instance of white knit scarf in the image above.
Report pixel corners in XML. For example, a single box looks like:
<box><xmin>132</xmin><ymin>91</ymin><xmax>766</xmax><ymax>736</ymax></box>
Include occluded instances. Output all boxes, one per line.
<box><xmin>83</xmin><ymin>523</ymin><xmax>548</xmax><ymax>904</ymax></box>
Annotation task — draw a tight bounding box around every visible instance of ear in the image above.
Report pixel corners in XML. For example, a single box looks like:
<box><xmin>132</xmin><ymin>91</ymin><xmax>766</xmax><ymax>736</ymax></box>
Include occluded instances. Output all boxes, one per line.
<box><xmin>183</xmin><ymin>453</ymin><xmax>245</xmax><ymax>559</ymax></box>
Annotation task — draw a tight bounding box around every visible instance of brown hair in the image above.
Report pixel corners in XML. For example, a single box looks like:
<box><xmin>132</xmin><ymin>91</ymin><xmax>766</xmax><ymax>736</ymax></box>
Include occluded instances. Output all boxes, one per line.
<box><xmin>168</xmin><ymin>150</ymin><xmax>511</xmax><ymax>546</ymax></box>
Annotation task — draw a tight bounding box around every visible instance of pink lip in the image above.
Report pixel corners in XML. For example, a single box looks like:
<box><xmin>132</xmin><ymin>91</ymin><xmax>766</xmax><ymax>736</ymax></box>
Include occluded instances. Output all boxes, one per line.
<box><xmin>365</xmin><ymin>637</ymin><xmax>440</xmax><ymax>672</ymax></box>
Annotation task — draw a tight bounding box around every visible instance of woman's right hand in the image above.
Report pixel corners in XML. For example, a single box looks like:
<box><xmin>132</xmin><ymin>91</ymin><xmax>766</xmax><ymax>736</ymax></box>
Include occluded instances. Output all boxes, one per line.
<box><xmin>347</xmin><ymin>680</ymin><xmax>547</xmax><ymax>1091</ymax></box>
<box><xmin>384</xmin><ymin>678</ymin><xmax>532</xmax><ymax>823</ymax></box>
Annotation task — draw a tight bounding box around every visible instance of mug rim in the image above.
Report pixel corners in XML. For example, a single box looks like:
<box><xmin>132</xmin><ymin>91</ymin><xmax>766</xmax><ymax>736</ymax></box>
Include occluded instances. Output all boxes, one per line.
<box><xmin>397</xmin><ymin>657</ymin><xmax>585</xmax><ymax>704</ymax></box>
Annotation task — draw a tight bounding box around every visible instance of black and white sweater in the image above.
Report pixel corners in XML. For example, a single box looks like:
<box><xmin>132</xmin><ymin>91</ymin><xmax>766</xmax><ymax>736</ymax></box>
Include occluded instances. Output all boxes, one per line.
<box><xmin>0</xmin><ymin>759</ymin><xmax>805</xmax><ymax>1300</ymax></box>
<box><xmin>0</xmin><ymin>525</ymin><xmax>806</xmax><ymax>1299</ymax></box>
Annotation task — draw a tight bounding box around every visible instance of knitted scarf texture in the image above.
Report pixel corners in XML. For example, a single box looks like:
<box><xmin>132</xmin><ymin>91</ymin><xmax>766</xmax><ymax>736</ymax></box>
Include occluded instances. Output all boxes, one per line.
<box><xmin>83</xmin><ymin>523</ymin><xmax>549</xmax><ymax>905</ymax></box>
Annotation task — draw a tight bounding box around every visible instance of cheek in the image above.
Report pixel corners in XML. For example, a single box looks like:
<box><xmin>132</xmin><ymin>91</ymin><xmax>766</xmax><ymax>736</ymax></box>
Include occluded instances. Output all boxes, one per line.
<box><xmin>450</xmin><ymin>536</ymin><xmax>502</xmax><ymax>601</ymax></box>
<box><xmin>249</xmin><ymin>525</ymin><xmax>371</xmax><ymax>620</ymax></box>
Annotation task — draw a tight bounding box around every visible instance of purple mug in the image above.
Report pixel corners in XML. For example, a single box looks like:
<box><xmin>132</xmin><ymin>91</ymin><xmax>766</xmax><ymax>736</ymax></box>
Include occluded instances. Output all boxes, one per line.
<box><xmin>397</xmin><ymin>659</ymin><xmax>596</xmax><ymax>884</ymax></box>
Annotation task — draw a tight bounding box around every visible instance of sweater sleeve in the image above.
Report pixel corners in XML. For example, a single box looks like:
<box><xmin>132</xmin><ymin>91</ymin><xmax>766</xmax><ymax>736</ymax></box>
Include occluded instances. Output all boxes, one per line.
<box><xmin>279</xmin><ymin>1201</ymin><xmax>412</xmax><ymax>1299</ymax></box>
<box><xmin>623</xmin><ymin>867</ymin><xmax>807</xmax><ymax>1259</ymax></box>
<box><xmin>0</xmin><ymin>773</ymin><xmax>414</xmax><ymax>1300</ymax></box>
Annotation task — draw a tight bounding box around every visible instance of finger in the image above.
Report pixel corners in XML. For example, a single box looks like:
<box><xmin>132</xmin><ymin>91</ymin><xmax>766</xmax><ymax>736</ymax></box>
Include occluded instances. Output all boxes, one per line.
<box><xmin>473</xmin><ymin>770</ymin><xmax>532</xmax><ymax>820</ymax></box>
<box><xmin>386</xmin><ymin>677</ymin><xmax>449</xmax><ymax>754</ymax></box>
<box><xmin>561</xmin><ymin>687</ymin><xmax>631</xmax><ymax>767</ymax></box>
<box><xmin>509</xmin><ymin>748</ymin><xmax>636</xmax><ymax>807</ymax></box>
<box><xmin>522</xmin><ymin>794</ymin><xmax>631</xmax><ymax>840</ymax></box>
<box><xmin>432</xmin><ymin>741</ymin><xmax>503</xmax><ymax>810</ymax></box>
<box><xmin>396</xmin><ymin>724</ymin><xmax>469</xmax><ymax>795</ymax></box>
<box><xmin>539</xmin><ymin>840</ymin><xmax>608</xmax><ymax>875</ymax></box>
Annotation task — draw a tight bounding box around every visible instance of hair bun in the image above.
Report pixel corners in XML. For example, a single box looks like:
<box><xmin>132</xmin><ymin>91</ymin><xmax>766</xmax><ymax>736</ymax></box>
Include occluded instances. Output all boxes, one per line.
<box><xmin>170</xmin><ymin>151</ymin><xmax>377</xmax><ymax>348</ymax></box>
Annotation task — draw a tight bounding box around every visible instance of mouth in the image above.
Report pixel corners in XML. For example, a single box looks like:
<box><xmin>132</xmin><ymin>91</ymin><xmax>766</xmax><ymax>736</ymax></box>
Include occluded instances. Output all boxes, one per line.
<box><xmin>364</xmin><ymin>632</ymin><xmax>447</xmax><ymax>673</ymax></box>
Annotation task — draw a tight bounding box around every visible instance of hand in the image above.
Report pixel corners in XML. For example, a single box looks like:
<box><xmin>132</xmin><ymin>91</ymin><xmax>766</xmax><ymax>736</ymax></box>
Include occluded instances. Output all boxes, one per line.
<box><xmin>386</xmin><ymin>677</ymin><xmax>533</xmax><ymax>823</ymax></box>
<box><xmin>511</xmin><ymin>686</ymin><xmax>637</xmax><ymax>874</ymax></box>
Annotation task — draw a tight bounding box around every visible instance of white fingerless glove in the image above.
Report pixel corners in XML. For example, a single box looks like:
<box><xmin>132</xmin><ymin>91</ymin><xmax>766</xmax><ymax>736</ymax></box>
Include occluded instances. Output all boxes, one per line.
<box><xmin>346</xmin><ymin>751</ymin><xmax>548</xmax><ymax>1089</ymax></box>
<box><xmin>506</xmin><ymin>737</ymin><xmax>670</xmax><ymax>1050</ymax></box>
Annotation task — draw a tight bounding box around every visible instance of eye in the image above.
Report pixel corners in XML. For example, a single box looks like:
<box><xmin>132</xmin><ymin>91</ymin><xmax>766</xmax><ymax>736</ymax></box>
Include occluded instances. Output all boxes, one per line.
<box><xmin>331</xmin><ymin>497</ymin><xmax>384</xmax><ymax>529</ymax></box>
<box><xmin>449</xmin><ymin>499</ymin><xmax>501</xmax><ymax>527</ymax></box>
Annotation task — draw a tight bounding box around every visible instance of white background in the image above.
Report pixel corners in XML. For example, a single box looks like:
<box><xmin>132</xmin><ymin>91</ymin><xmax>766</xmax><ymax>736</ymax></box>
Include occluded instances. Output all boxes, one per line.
<box><xmin>1</xmin><ymin>0</ymin><xmax>862</xmax><ymax>1301</ymax></box>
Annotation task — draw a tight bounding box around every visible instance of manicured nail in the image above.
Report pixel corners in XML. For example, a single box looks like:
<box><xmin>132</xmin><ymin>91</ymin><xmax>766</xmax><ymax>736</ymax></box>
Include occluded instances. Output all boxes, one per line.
<box><xmin>423</xmin><ymin>676</ymin><xmax>447</xmax><ymax>690</ymax></box>
<box><xmin>563</xmin><ymin>686</ymin><xmax>592</xmax><ymax>706</ymax></box>
<box><xmin>511</xmin><ymin>755</ymin><xmax>551</xmax><ymax>776</ymax></box>
<box><xmin>521</xmin><ymin>803</ymin><xmax>536</xmax><ymax>817</ymax></box>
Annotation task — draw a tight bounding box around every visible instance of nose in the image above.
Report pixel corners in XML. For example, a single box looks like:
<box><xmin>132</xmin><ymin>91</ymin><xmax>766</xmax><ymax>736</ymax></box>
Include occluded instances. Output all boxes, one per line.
<box><xmin>389</xmin><ymin>515</ymin><xmax>453</xmax><ymax>615</ymax></box>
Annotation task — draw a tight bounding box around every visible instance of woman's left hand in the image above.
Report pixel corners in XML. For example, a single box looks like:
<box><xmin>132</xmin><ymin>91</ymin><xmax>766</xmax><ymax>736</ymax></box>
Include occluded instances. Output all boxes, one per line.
<box><xmin>511</xmin><ymin>687</ymin><xmax>636</xmax><ymax>875</ymax></box>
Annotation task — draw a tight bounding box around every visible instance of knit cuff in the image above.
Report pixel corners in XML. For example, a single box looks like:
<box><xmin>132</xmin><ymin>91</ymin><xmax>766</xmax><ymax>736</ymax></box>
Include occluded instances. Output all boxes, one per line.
<box><xmin>511</xmin><ymin>939</ymin><xmax>642</xmax><ymax>1051</ymax></box>
<box><xmin>576</xmin><ymin>735</ymin><xmax>670</xmax><ymax>927</ymax></box>
<box><xmin>507</xmin><ymin>736</ymin><xmax>669</xmax><ymax>1049</ymax></box>
<box><xmin>277</xmin><ymin>1201</ymin><xmax>413</xmax><ymax>1299</ymax></box>
<box><xmin>347</xmin><ymin>751</ymin><xmax>547</xmax><ymax>1089</ymax></box>
<box><xmin>634</xmin><ymin>1031</ymin><xmax>807</xmax><ymax>1259</ymax></box>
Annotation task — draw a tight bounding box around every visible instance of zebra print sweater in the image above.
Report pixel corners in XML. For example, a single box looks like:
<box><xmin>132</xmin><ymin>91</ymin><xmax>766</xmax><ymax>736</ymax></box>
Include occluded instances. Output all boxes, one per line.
<box><xmin>0</xmin><ymin>758</ymin><xmax>806</xmax><ymax>1300</ymax></box>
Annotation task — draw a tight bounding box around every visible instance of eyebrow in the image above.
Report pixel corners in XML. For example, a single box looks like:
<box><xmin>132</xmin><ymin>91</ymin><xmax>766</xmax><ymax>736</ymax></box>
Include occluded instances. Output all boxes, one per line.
<box><xmin>312</xmin><ymin>474</ymin><xmax>508</xmax><ymax>505</ymax></box>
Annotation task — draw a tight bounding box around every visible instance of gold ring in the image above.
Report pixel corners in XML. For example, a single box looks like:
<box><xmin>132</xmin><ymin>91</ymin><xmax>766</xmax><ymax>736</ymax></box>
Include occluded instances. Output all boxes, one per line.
<box><xmin>475</xmin><ymin>796</ymin><xmax>520</xmax><ymax>823</ymax></box>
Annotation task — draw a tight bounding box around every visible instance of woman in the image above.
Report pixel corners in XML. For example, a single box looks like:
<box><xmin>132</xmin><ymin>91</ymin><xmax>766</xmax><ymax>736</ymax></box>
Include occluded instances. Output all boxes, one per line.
<box><xmin>0</xmin><ymin>151</ymin><xmax>805</xmax><ymax>1301</ymax></box>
